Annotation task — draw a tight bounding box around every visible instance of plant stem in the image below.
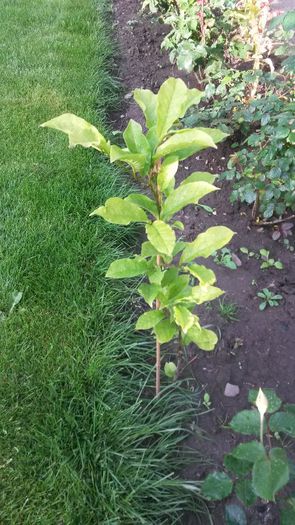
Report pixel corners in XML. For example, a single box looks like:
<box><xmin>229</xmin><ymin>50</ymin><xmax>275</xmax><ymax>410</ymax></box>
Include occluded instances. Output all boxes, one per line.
<box><xmin>155</xmin><ymin>254</ymin><xmax>161</xmax><ymax>397</ymax></box>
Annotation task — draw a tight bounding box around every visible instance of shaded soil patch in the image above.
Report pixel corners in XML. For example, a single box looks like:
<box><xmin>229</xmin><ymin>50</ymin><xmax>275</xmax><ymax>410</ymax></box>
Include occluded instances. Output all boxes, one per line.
<box><xmin>112</xmin><ymin>1</ymin><xmax>295</xmax><ymax>523</ymax></box>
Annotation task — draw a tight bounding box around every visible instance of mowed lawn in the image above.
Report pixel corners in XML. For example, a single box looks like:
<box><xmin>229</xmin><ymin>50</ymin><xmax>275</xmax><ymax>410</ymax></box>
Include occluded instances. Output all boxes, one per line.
<box><xmin>0</xmin><ymin>1</ymin><xmax>202</xmax><ymax>524</ymax></box>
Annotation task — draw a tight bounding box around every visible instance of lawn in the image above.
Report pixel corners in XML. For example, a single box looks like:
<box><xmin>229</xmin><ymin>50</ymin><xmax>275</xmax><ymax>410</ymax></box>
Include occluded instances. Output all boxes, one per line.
<box><xmin>0</xmin><ymin>1</ymin><xmax>202</xmax><ymax>523</ymax></box>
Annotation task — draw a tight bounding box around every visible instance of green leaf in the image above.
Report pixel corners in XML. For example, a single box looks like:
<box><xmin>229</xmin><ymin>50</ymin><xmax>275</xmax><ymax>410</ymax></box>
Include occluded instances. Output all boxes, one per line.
<box><xmin>201</xmin><ymin>471</ymin><xmax>233</xmax><ymax>501</ymax></box>
<box><xmin>133</xmin><ymin>88</ymin><xmax>157</xmax><ymax>129</ymax></box>
<box><xmin>181</xmin><ymin>88</ymin><xmax>203</xmax><ymax>116</ymax></box>
<box><xmin>194</xmin><ymin>127</ymin><xmax>228</xmax><ymax>144</ymax></box>
<box><xmin>186</xmin><ymin>324</ymin><xmax>218</xmax><ymax>351</ymax></box>
<box><xmin>192</xmin><ymin>284</ymin><xmax>224</xmax><ymax>304</ymax></box>
<box><xmin>280</xmin><ymin>497</ymin><xmax>295</xmax><ymax>525</ymax></box>
<box><xmin>161</xmin><ymin>268</ymin><xmax>179</xmax><ymax>287</ymax></box>
<box><xmin>136</xmin><ymin>310</ymin><xmax>165</xmax><ymax>330</ymax></box>
<box><xmin>231</xmin><ymin>441</ymin><xmax>266</xmax><ymax>463</ymax></box>
<box><xmin>157</xmin><ymin>156</ymin><xmax>178</xmax><ymax>192</ymax></box>
<box><xmin>148</xmin><ymin>267</ymin><xmax>164</xmax><ymax>285</ymax></box>
<box><xmin>161</xmin><ymin>182</ymin><xmax>217</xmax><ymax>221</ymax></box>
<box><xmin>106</xmin><ymin>257</ymin><xmax>148</xmax><ymax>279</ymax></box>
<box><xmin>110</xmin><ymin>145</ymin><xmax>146</xmax><ymax>173</ymax></box>
<box><xmin>164</xmin><ymin>361</ymin><xmax>177</xmax><ymax>379</ymax></box>
<box><xmin>125</xmin><ymin>193</ymin><xmax>158</xmax><ymax>217</ymax></box>
<box><xmin>248</xmin><ymin>388</ymin><xmax>282</xmax><ymax>413</ymax></box>
<box><xmin>41</xmin><ymin>113</ymin><xmax>110</xmax><ymax>153</ymax></box>
<box><xmin>173</xmin><ymin>305</ymin><xmax>195</xmax><ymax>334</ymax></box>
<box><xmin>172</xmin><ymin>221</ymin><xmax>184</xmax><ymax>231</ymax></box>
<box><xmin>141</xmin><ymin>241</ymin><xmax>158</xmax><ymax>257</ymax></box>
<box><xmin>282</xmin><ymin>10</ymin><xmax>295</xmax><ymax>31</ymax></box>
<box><xmin>229</xmin><ymin>410</ymin><xmax>263</xmax><ymax>436</ymax></box>
<box><xmin>269</xmin><ymin>412</ymin><xmax>295</xmax><ymax>437</ymax></box>
<box><xmin>90</xmin><ymin>197</ymin><xmax>148</xmax><ymax>225</ymax></box>
<box><xmin>284</xmin><ymin>404</ymin><xmax>295</xmax><ymax>414</ymax></box>
<box><xmin>186</xmin><ymin>264</ymin><xmax>216</xmax><ymax>285</ymax></box>
<box><xmin>181</xmin><ymin>226</ymin><xmax>235</xmax><ymax>264</ymax></box>
<box><xmin>236</xmin><ymin>478</ymin><xmax>257</xmax><ymax>507</ymax></box>
<box><xmin>154</xmin><ymin>129</ymin><xmax>217</xmax><ymax>161</ymax></box>
<box><xmin>180</xmin><ymin>171</ymin><xmax>217</xmax><ymax>186</ymax></box>
<box><xmin>123</xmin><ymin>119</ymin><xmax>151</xmax><ymax>155</ymax></box>
<box><xmin>146</xmin><ymin>220</ymin><xmax>176</xmax><ymax>256</ymax></box>
<box><xmin>138</xmin><ymin>283</ymin><xmax>160</xmax><ymax>307</ymax></box>
<box><xmin>252</xmin><ymin>448</ymin><xmax>289</xmax><ymax>501</ymax></box>
<box><xmin>154</xmin><ymin>319</ymin><xmax>178</xmax><ymax>343</ymax></box>
<box><xmin>156</xmin><ymin>77</ymin><xmax>188</xmax><ymax>140</ymax></box>
<box><xmin>225</xmin><ymin>504</ymin><xmax>247</xmax><ymax>525</ymax></box>
<box><xmin>224</xmin><ymin>454</ymin><xmax>252</xmax><ymax>476</ymax></box>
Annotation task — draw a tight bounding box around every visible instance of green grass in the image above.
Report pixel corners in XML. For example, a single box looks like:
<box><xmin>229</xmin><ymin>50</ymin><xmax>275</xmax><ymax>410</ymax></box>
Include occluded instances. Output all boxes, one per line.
<box><xmin>0</xmin><ymin>1</ymin><xmax>208</xmax><ymax>523</ymax></box>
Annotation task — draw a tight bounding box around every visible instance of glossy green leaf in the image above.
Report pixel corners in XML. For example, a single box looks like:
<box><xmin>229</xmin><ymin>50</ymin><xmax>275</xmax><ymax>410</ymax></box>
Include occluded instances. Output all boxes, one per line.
<box><xmin>123</xmin><ymin>119</ymin><xmax>151</xmax><ymax>155</ymax></box>
<box><xmin>148</xmin><ymin>267</ymin><xmax>164</xmax><ymax>285</ymax></box>
<box><xmin>157</xmin><ymin>156</ymin><xmax>178</xmax><ymax>192</ymax></box>
<box><xmin>90</xmin><ymin>197</ymin><xmax>148</xmax><ymax>225</ymax></box>
<box><xmin>156</xmin><ymin>77</ymin><xmax>188</xmax><ymax>140</ymax></box>
<box><xmin>248</xmin><ymin>388</ymin><xmax>282</xmax><ymax>413</ymax></box>
<box><xmin>136</xmin><ymin>310</ymin><xmax>165</xmax><ymax>330</ymax></box>
<box><xmin>252</xmin><ymin>448</ymin><xmax>289</xmax><ymax>501</ymax></box>
<box><xmin>161</xmin><ymin>182</ymin><xmax>217</xmax><ymax>220</ymax></box>
<box><xmin>181</xmin><ymin>88</ymin><xmax>203</xmax><ymax>116</ymax></box>
<box><xmin>180</xmin><ymin>171</ymin><xmax>217</xmax><ymax>186</ymax></box>
<box><xmin>146</xmin><ymin>220</ymin><xmax>176</xmax><ymax>256</ymax></box>
<box><xmin>125</xmin><ymin>193</ymin><xmax>158</xmax><ymax>217</ymax></box>
<box><xmin>225</xmin><ymin>504</ymin><xmax>247</xmax><ymax>525</ymax></box>
<box><xmin>110</xmin><ymin>145</ymin><xmax>146</xmax><ymax>173</ymax></box>
<box><xmin>229</xmin><ymin>410</ymin><xmax>263</xmax><ymax>436</ymax></box>
<box><xmin>138</xmin><ymin>283</ymin><xmax>160</xmax><ymax>307</ymax></box>
<box><xmin>181</xmin><ymin>226</ymin><xmax>235</xmax><ymax>264</ymax></box>
<box><xmin>192</xmin><ymin>284</ymin><xmax>224</xmax><ymax>304</ymax></box>
<box><xmin>154</xmin><ymin>319</ymin><xmax>178</xmax><ymax>343</ymax></box>
<box><xmin>186</xmin><ymin>324</ymin><xmax>218</xmax><ymax>351</ymax></box>
<box><xmin>141</xmin><ymin>241</ymin><xmax>158</xmax><ymax>257</ymax></box>
<box><xmin>269</xmin><ymin>412</ymin><xmax>295</xmax><ymax>437</ymax></box>
<box><xmin>173</xmin><ymin>305</ymin><xmax>195</xmax><ymax>334</ymax></box>
<box><xmin>186</xmin><ymin>264</ymin><xmax>216</xmax><ymax>285</ymax></box>
<box><xmin>106</xmin><ymin>257</ymin><xmax>148</xmax><ymax>279</ymax></box>
<box><xmin>154</xmin><ymin>129</ymin><xmax>217</xmax><ymax>161</ymax></box>
<box><xmin>133</xmin><ymin>88</ymin><xmax>157</xmax><ymax>129</ymax></box>
<box><xmin>164</xmin><ymin>361</ymin><xmax>177</xmax><ymax>379</ymax></box>
<box><xmin>161</xmin><ymin>267</ymin><xmax>179</xmax><ymax>287</ymax></box>
<box><xmin>41</xmin><ymin>113</ymin><xmax>110</xmax><ymax>153</ymax></box>
<box><xmin>194</xmin><ymin>127</ymin><xmax>228</xmax><ymax>144</ymax></box>
<box><xmin>201</xmin><ymin>471</ymin><xmax>233</xmax><ymax>501</ymax></box>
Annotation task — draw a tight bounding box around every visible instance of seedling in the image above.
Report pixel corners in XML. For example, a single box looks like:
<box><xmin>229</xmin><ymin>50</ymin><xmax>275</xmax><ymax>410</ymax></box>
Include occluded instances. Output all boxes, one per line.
<box><xmin>283</xmin><ymin>238</ymin><xmax>294</xmax><ymax>252</ymax></box>
<box><xmin>259</xmin><ymin>248</ymin><xmax>283</xmax><ymax>270</ymax></box>
<box><xmin>201</xmin><ymin>388</ymin><xmax>295</xmax><ymax>523</ymax></box>
<box><xmin>213</xmin><ymin>248</ymin><xmax>238</xmax><ymax>270</ymax></box>
<box><xmin>240</xmin><ymin>246</ymin><xmax>256</xmax><ymax>259</ymax></box>
<box><xmin>41</xmin><ymin>78</ymin><xmax>233</xmax><ymax>396</ymax></box>
<box><xmin>218</xmin><ymin>298</ymin><xmax>238</xmax><ymax>322</ymax></box>
<box><xmin>203</xmin><ymin>392</ymin><xmax>212</xmax><ymax>410</ymax></box>
<box><xmin>257</xmin><ymin>288</ymin><xmax>283</xmax><ymax>310</ymax></box>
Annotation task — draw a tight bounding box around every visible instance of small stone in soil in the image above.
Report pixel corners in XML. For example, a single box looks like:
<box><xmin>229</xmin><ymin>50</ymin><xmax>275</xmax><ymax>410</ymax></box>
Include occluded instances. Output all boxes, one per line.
<box><xmin>224</xmin><ymin>383</ymin><xmax>240</xmax><ymax>397</ymax></box>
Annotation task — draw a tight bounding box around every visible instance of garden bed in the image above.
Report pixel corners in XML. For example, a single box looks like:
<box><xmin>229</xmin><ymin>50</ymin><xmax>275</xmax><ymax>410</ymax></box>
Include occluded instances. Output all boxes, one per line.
<box><xmin>112</xmin><ymin>0</ymin><xmax>295</xmax><ymax>522</ymax></box>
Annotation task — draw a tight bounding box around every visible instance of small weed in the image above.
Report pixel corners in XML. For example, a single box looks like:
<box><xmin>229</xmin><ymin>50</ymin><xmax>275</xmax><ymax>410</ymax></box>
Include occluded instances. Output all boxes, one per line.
<box><xmin>203</xmin><ymin>392</ymin><xmax>212</xmax><ymax>409</ymax></box>
<box><xmin>283</xmin><ymin>238</ymin><xmax>294</xmax><ymax>252</ymax></box>
<box><xmin>259</xmin><ymin>248</ymin><xmax>283</xmax><ymax>270</ymax></box>
<box><xmin>257</xmin><ymin>288</ymin><xmax>283</xmax><ymax>310</ymax></box>
<box><xmin>218</xmin><ymin>298</ymin><xmax>239</xmax><ymax>321</ymax></box>
<box><xmin>213</xmin><ymin>248</ymin><xmax>238</xmax><ymax>270</ymax></box>
<box><xmin>240</xmin><ymin>246</ymin><xmax>284</xmax><ymax>269</ymax></box>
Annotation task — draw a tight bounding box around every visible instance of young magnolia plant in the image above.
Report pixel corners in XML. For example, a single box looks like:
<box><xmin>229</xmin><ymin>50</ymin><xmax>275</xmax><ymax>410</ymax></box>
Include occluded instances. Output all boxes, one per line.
<box><xmin>41</xmin><ymin>78</ymin><xmax>234</xmax><ymax>395</ymax></box>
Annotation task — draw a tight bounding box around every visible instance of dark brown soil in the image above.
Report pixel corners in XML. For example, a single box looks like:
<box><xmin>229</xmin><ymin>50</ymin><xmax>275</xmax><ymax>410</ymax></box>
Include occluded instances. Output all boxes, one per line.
<box><xmin>111</xmin><ymin>1</ymin><xmax>295</xmax><ymax>523</ymax></box>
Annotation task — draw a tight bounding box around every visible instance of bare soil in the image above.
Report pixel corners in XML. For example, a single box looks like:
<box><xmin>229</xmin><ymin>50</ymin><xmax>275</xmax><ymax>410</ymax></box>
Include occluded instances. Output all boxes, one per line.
<box><xmin>111</xmin><ymin>1</ymin><xmax>295</xmax><ymax>523</ymax></box>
